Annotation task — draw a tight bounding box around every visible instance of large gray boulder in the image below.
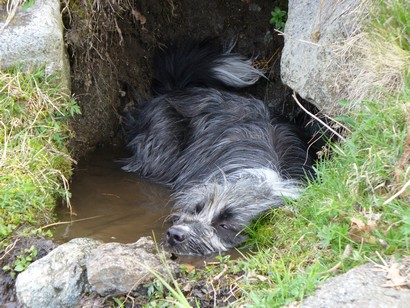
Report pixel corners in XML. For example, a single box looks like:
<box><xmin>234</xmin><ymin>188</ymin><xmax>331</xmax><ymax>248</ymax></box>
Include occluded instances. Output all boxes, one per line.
<box><xmin>281</xmin><ymin>0</ymin><xmax>362</xmax><ymax>114</ymax></box>
<box><xmin>87</xmin><ymin>237</ymin><xmax>180</xmax><ymax>296</ymax></box>
<box><xmin>0</xmin><ymin>0</ymin><xmax>70</xmax><ymax>92</ymax></box>
<box><xmin>15</xmin><ymin>238</ymin><xmax>101</xmax><ymax>308</ymax></box>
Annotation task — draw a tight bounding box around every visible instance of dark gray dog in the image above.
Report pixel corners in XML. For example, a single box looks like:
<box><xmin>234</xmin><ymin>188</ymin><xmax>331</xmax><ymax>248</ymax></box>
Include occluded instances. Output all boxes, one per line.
<box><xmin>123</xmin><ymin>39</ymin><xmax>317</xmax><ymax>255</ymax></box>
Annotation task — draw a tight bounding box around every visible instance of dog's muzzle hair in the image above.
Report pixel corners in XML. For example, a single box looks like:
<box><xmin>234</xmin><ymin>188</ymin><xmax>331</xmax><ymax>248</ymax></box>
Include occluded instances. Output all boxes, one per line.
<box><xmin>123</xmin><ymin>38</ymin><xmax>322</xmax><ymax>255</ymax></box>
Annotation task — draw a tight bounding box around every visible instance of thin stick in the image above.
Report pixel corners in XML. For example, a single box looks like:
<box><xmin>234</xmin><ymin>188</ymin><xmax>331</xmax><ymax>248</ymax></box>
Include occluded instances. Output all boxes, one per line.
<box><xmin>292</xmin><ymin>92</ymin><xmax>346</xmax><ymax>142</ymax></box>
<box><xmin>0</xmin><ymin>0</ymin><xmax>22</xmax><ymax>32</ymax></box>
<box><xmin>0</xmin><ymin>238</ymin><xmax>19</xmax><ymax>261</ymax></box>
<box><xmin>36</xmin><ymin>215</ymin><xmax>103</xmax><ymax>231</ymax></box>
<box><xmin>213</xmin><ymin>263</ymin><xmax>229</xmax><ymax>281</ymax></box>
<box><xmin>383</xmin><ymin>179</ymin><xmax>410</xmax><ymax>205</ymax></box>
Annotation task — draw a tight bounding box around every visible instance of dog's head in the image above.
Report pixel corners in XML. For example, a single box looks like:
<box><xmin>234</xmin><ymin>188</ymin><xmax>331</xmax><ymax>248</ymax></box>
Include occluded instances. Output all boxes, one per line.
<box><xmin>166</xmin><ymin>191</ymin><xmax>247</xmax><ymax>255</ymax></box>
<box><xmin>165</xmin><ymin>175</ymin><xmax>298</xmax><ymax>255</ymax></box>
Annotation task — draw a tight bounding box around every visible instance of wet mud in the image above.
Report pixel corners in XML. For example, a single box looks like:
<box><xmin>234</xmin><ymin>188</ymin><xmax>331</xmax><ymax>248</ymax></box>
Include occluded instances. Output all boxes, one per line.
<box><xmin>54</xmin><ymin>147</ymin><xmax>171</xmax><ymax>244</ymax></box>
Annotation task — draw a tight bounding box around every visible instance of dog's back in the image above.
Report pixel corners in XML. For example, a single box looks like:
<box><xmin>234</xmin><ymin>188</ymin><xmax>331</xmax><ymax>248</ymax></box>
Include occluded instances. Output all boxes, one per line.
<box><xmin>123</xmin><ymin>39</ymin><xmax>275</xmax><ymax>187</ymax></box>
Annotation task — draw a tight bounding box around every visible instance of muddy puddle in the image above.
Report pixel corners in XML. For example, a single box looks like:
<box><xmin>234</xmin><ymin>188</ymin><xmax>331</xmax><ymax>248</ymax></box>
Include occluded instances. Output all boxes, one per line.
<box><xmin>54</xmin><ymin>147</ymin><xmax>242</xmax><ymax>265</ymax></box>
<box><xmin>54</xmin><ymin>147</ymin><xmax>172</xmax><ymax>244</ymax></box>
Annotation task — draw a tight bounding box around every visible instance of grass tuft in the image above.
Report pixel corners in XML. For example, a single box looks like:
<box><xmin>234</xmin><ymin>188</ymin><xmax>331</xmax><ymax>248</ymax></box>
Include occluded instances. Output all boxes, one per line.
<box><xmin>336</xmin><ymin>0</ymin><xmax>410</xmax><ymax>106</ymax></box>
<box><xmin>0</xmin><ymin>67</ymin><xmax>80</xmax><ymax>241</ymax></box>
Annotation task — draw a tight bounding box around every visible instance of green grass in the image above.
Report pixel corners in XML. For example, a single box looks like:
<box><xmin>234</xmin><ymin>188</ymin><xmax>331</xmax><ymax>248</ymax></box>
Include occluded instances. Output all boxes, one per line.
<box><xmin>237</xmin><ymin>92</ymin><xmax>408</xmax><ymax>306</ymax></box>
<box><xmin>373</xmin><ymin>0</ymin><xmax>409</xmax><ymax>52</ymax></box>
<box><xmin>0</xmin><ymin>68</ymin><xmax>80</xmax><ymax>242</ymax></box>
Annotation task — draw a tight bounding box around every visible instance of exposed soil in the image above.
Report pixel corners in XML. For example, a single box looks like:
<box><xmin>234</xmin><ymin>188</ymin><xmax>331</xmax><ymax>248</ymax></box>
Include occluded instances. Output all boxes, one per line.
<box><xmin>63</xmin><ymin>0</ymin><xmax>291</xmax><ymax>158</ymax></box>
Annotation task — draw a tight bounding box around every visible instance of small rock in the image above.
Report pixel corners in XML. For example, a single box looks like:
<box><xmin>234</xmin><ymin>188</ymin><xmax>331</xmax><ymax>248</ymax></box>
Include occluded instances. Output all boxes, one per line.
<box><xmin>248</xmin><ymin>3</ymin><xmax>261</xmax><ymax>12</ymax></box>
<box><xmin>15</xmin><ymin>238</ymin><xmax>102</xmax><ymax>308</ymax></box>
<box><xmin>86</xmin><ymin>236</ymin><xmax>180</xmax><ymax>296</ymax></box>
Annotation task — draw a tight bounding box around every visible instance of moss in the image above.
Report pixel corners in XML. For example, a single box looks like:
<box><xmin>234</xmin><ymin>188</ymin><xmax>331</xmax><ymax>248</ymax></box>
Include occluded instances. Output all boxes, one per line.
<box><xmin>0</xmin><ymin>67</ymin><xmax>80</xmax><ymax>240</ymax></box>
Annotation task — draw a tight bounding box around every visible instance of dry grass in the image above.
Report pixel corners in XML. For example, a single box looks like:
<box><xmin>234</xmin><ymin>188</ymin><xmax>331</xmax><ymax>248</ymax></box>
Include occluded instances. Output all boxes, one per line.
<box><xmin>0</xmin><ymin>0</ymin><xmax>24</xmax><ymax>32</ymax></box>
<box><xmin>337</xmin><ymin>32</ymin><xmax>409</xmax><ymax>105</ymax></box>
<box><xmin>334</xmin><ymin>0</ymin><xmax>410</xmax><ymax>106</ymax></box>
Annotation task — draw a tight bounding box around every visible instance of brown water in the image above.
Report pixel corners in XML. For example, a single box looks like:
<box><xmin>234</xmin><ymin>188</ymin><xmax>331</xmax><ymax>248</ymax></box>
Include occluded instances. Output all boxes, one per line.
<box><xmin>54</xmin><ymin>146</ymin><xmax>244</xmax><ymax>265</ymax></box>
<box><xmin>54</xmin><ymin>147</ymin><xmax>172</xmax><ymax>244</ymax></box>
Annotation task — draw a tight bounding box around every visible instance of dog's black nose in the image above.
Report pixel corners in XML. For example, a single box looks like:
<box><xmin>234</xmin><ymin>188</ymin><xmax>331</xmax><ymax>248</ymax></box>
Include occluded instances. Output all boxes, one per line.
<box><xmin>167</xmin><ymin>226</ymin><xmax>187</xmax><ymax>246</ymax></box>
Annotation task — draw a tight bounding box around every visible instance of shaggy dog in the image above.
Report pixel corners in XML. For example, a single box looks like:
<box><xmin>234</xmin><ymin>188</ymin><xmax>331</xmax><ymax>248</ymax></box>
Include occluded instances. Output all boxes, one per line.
<box><xmin>123</xmin><ymin>39</ymin><xmax>320</xmax><ymax>255</ymax></box>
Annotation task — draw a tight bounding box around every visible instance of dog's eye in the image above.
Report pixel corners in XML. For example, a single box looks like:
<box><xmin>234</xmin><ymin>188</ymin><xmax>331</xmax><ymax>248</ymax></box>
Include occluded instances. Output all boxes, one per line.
<box><xmin>220</xmin><ymin>223</ymin><xmax>229</xmax><ymax>230</ymax></box>
<box><xmin>195</xmin><ymin>202</ymin><xmax>204</xmax><ymax>214</ymax></box>
<box><xmin>169</xmin><ymin>215</ymin><xmax>180</xmax><ymax>224</ymax></box>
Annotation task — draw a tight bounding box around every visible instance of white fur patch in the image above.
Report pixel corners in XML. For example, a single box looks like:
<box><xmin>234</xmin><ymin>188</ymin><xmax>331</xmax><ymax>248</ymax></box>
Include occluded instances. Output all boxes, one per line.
<box><xmin>244</xmin><ymin>168</ymin><xmax>302</xmax><ymax>199</ymax></box>
<box><xmin>212</xmin><ymin>56</ymin><xmax>265</xmax><ymax>88</ymax></box>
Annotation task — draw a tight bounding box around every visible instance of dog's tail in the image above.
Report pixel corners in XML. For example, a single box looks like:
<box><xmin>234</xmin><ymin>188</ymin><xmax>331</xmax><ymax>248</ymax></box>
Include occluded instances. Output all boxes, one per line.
<box><xmin>152</xmin><ymin>38</ymin><xmax>265</xmax><ymax>95</ymax></box>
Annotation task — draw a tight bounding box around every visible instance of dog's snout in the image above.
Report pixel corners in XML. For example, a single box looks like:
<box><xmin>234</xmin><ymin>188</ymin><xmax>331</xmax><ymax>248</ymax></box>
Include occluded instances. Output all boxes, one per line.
<box><xmin>167</xmin><ymin>226</ymin><xmax>187</xmax><ymax>245</ymax></box>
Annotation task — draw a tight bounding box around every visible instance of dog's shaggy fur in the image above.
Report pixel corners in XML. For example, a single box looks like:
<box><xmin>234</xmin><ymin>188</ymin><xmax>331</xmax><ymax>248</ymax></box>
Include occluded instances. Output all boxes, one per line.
<box><xmin>123</xmin><ymin>39</ymin><xmax>319</xmax><ymax>255</ymax></box>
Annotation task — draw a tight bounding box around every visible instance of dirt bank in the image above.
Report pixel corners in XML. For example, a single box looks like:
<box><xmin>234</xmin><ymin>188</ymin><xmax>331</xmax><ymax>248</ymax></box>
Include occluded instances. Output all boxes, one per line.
<box><xmin>64</xmin><ymin>0</ymin><xmax>290</xmax><ymax>157</ymax></box>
